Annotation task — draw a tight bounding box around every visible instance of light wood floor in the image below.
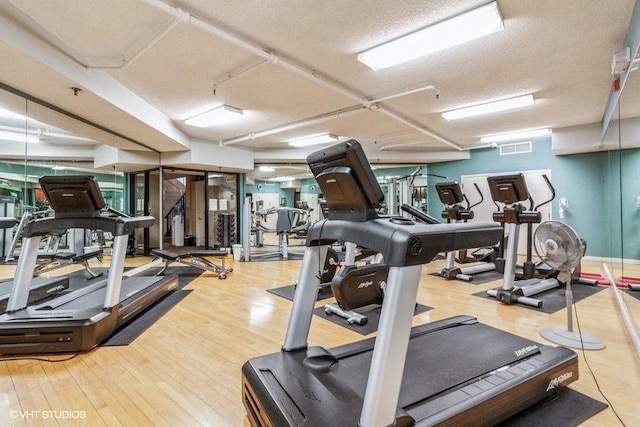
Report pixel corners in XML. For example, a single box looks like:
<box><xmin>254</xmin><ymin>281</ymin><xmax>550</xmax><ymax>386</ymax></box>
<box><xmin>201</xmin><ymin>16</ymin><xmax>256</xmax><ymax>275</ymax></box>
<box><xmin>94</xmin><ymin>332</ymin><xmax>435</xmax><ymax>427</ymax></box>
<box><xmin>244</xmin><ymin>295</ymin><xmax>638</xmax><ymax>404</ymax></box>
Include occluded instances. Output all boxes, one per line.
<box><xmin>0</xmin><ymin>255</ymin><xmax>638</xmax><ymax>426</ymax></box>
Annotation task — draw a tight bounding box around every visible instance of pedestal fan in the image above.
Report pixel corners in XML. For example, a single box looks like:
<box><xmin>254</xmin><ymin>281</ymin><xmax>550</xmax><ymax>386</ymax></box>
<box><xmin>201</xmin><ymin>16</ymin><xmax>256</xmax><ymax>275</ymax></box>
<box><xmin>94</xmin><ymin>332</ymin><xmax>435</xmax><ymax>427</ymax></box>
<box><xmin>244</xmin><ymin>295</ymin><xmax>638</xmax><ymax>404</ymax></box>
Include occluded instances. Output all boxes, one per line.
<box><xmin>534</xmin><ymin>221</ymin><xmax>605</xmax><ymax>350</ymax></box>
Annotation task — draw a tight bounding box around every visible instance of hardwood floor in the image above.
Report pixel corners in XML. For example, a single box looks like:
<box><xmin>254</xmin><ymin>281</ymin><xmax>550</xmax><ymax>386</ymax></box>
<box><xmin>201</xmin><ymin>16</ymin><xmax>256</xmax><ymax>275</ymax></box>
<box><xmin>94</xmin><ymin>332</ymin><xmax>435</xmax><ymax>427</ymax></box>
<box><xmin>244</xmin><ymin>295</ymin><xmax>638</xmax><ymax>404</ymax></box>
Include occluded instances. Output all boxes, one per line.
<box><xmin>0</xmin><ymin>255</ymin><xmax>638</xmax><ymax>426</ymax></box>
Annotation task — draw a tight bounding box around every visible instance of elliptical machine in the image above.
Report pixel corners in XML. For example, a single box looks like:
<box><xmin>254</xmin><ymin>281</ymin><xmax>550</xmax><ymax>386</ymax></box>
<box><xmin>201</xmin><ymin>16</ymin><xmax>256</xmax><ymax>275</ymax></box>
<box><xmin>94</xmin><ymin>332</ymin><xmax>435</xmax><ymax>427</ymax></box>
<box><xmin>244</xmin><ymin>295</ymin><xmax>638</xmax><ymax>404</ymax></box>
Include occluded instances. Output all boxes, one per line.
<box><xmin>435</xmin><ymin>182</ymin><xmax>498</xmax><ymax>282</ymax></box>
<box><xmin>486</xmin><ymin>173</ymin><xmax>557</xmax><ymax>307</ymax></box>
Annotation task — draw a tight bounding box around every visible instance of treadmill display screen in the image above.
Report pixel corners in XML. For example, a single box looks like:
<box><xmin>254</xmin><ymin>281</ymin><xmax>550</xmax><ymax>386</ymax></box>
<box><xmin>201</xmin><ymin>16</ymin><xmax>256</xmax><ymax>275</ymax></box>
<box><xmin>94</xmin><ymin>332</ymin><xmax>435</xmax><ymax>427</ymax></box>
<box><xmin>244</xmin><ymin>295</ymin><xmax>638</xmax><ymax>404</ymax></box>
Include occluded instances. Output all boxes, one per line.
<box><xmin>307</xmin><ymin>139</ymin><xmax>384</xmax><ymax>221</ymax></box>
<box><xmin>39</xmin><ymin>175</ymin><xmax>105</xmax><ymax>218</ymax></box>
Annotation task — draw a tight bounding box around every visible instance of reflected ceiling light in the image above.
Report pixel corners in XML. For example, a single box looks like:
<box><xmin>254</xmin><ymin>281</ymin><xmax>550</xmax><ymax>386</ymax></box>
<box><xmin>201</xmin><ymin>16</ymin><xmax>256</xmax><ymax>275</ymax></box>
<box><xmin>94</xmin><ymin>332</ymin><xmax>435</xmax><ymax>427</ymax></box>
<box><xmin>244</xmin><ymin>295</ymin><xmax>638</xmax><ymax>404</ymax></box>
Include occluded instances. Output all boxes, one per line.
<box><xmin>442</xmin><ymin>94</ymin><xmax>535</xmax><ymax>121</ymax></box>
<box><xmin>0</xmin><ymin>131</ymin><xmax>39</xmax><ymax>143</ymax></box>
<box><xmin>41</xmin><ymin>130</ymin><xmax>95</xmax><ymax>142</ymax></box>
<box><xmin>288</xmin><ymin>133</ymin><xmax>339</xmax><ymax>147</ymax></box>
<box><xmin>0</xmin><ymin>107</ymin><xmax>27</xmax><ymax>121</ymax></box>
<box><xmin>480</xmin><ymin>128</ymin><xmax>551</xmax><ymax>143</ymax></box>
<box><xmin>259</xmin><ymin>166</ymin><xmax>275</xmax><ymax>172</ymax></box>
<box><xmin>51</xmin><ymin>165</ymin><xmax>67</xmax><ymax>170</ymax></box>
<box><xmin>358</xmin><ymin>1</ymin><xmax>504</xmax><ymax>70</ymax></box>
<box><xmin>275</xmin><ymin>176</ymin><xmax>296</xmax><ymax>181</ymax></box>
<box><xmin>185</xmin><ymin>104</ymin><xmax>244</xmax><ymax>128</ymax></box>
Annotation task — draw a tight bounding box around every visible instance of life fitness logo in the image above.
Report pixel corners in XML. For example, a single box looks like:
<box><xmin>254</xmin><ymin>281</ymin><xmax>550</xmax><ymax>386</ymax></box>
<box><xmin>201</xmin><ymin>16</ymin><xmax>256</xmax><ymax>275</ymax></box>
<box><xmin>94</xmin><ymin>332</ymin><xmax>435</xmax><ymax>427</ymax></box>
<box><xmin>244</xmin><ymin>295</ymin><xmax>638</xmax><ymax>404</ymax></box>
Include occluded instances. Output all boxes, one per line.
<box><xmin>546</xmin><ymin>371</ymin><xmax>573</xmax><ymax>392</ymax></box>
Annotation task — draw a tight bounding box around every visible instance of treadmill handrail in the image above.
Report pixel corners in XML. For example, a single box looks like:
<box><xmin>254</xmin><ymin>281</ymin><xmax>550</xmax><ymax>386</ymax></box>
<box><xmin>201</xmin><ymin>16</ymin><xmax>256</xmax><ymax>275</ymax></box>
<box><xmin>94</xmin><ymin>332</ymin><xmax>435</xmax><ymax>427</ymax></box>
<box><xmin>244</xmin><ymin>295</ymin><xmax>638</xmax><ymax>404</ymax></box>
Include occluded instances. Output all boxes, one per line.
<box><xmin>400</xmin><ymin>204</ymin><xmax>442</xmax><ymax>224</ymax></box>
<box><xmin>22</xmin><ymin>215</ymin><xmax>155</xmax><ymax>238</ymax></box>
<box><xmin>305</xmin><ymin>217</ymin><xmax>502</xmax><ymax>267</ymax></box>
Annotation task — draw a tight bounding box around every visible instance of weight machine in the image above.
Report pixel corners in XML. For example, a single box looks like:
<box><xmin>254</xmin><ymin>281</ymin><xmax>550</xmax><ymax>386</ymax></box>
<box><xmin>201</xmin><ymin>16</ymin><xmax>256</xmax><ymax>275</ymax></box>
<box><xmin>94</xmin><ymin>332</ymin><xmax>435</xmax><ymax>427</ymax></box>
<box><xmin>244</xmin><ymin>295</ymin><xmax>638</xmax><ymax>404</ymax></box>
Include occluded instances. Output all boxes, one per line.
<box><xmin>246</xmin><ymin>206</ymin><xmax>311</xmax><ymax>260</ymax></box>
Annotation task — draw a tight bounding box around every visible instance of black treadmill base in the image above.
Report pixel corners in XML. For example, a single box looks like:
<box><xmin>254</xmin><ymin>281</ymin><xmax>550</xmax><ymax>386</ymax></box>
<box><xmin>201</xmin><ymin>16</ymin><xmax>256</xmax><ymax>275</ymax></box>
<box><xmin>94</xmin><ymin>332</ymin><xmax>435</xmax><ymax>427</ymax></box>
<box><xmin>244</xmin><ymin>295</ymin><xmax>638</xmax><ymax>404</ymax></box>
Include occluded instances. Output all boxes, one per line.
<box><xmin>0</xmin><ymin>275</ymin><xmax>178</xmax><ymax>355</ymax></box>
<box><xmin>242</xmin><ymin>315</ymin><xmax>578</xmax><ymax>427</ymax></box>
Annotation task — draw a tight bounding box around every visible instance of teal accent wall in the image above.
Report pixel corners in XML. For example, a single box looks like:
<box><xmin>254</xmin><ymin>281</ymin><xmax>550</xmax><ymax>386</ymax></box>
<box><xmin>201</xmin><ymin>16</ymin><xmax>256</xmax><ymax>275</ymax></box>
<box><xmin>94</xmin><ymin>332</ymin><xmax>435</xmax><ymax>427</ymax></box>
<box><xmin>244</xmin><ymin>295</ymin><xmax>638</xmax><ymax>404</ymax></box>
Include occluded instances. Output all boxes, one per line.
<box><xmin>426</xmin><ymin>137</ymin><xmax>624</xmax><ymax>258</ymax></box>
<box><xmin>245</xmin><ymin>181</ymin><xmax>295</xmax><ymax>206</ymax></box>
<box><xmin>620</xmin><ymin>148</ymin><xmax>640</xmax><ymax>261</ymax></box>
<box><xmin>242</xmin><ymin>144</ymin><xmax>636</xmax><ymax>260</ymax></box>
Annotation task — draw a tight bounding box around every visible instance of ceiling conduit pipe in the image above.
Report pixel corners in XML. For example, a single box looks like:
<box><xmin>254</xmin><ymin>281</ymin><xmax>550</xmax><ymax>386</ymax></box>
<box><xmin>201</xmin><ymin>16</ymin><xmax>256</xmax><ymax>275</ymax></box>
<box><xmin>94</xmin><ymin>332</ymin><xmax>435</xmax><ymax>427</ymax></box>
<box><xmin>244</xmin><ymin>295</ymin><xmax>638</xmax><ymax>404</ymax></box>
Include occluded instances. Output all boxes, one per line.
<box><xmin>221</xmin><ymin>106</ymin><xmax>368</xmax><ymax>145</ymax></box>
<box><xmin>86</xmin><ymin>7</ymin><xmax>183</xmax><ymax>69</ymax></box>
<box><xmin>141</xmin><ymin>0</ymin><xmax>462</xmax><ymax>151</ymax></box>
<box><xmin>213</xmin><ymin>58</ymin><xmax>270</xmax><ymax>90</ymax></box>
<box><xmin>376</xmin><ymin>108</ymin><xmax>460</xmax><ymax>150</ymax></box>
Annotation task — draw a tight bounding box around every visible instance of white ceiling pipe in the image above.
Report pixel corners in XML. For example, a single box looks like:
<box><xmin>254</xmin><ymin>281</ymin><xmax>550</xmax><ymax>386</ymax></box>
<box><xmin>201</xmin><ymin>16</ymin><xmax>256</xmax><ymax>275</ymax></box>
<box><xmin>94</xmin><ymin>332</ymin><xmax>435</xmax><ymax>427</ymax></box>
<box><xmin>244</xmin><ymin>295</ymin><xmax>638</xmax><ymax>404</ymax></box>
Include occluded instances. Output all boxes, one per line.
<box><xmin>221</xmin><ymin>106</ymin><xmax>368</xmax><ymax>145</ymax></box>
<box><xmin>66</xmin><ymin>6</ymin><xmax>184</xmax><ymax>69</ymax></box>
<box><xmin>142</xmin><ymin>0</ymin><xmax>460</xmax><ymax>150</ymax></box>
<box><xmin>377</xmin><ymin>107</ymin><xmax>461</xmax><ymax>150</ymax></box>
<box><xmin>370</xmin><ymin>85</ymin><xmax>439</xmax><ymax>103</ymax></box>
<box><xmin>213</xmin><ymin>58</ymin><xmax>270</xmax><ymax>90</ymax></box>
<box><xmin>119</xmin><ymin>14</ymin><xmax>182</xmax><ymax>70</ymax></box>
<box><xmin>221</xmin><ymin>84</ymin><xmax>442</xmax><ymax>146</ymax></box>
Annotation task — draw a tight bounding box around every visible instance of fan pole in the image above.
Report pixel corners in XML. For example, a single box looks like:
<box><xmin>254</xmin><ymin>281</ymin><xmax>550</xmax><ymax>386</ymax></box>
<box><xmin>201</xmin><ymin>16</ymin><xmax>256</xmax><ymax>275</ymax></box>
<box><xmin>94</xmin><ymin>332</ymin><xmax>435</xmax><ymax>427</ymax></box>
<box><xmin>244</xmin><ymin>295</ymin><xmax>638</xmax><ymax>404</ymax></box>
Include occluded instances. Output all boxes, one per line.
<box><xmin>539</xmin><ymin>280</ymin><xmax>605</xmax><ymax>350</ymax></box>
<box><xmin>566</xmin><ymin>283</ymin><xmax>574</xmax><ymax>332</ymax></box>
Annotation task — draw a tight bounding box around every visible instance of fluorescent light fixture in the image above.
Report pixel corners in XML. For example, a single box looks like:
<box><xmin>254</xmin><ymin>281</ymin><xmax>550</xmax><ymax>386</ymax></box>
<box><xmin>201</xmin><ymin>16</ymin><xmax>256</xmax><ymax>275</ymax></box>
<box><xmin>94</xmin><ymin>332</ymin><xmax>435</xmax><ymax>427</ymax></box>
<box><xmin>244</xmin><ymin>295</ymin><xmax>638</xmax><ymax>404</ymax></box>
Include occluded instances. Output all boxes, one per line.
<box><xmin>480</xmin><ymin>128</ymin><xmax>551</xmax><ymax>143</ymax></box>
<box><xmin>0</xmin><ymin>131</ymin><xmax>39</xmax><ymax>143</ymax></box>
<box><xmin>259</xmin><ymin>166</ymin><xmax>275</xmax><ymax>172</ymax></box>
<box><xmin>274</xmin><ymin>176</ymin><xmax>296</xmax><ymax>181</ymax></box>
<box><xmin>51</xmin><ymin>165</ymin><xmax>67</xmax><ymax>171</ymax></box>
<box><xmin>185</xmin><ymin>104</ymin><xmax>243</xmax><ymax>128</ymax></box>
<box><xmin>288</xmin><ymin>133</ymin><xmax>339</xmax><ymax>148</ymax></box>
<box><xmin>358</xmin><ymin>1</ymin><xmax>503</xmax><ymax>70</ymax></box>
<box><xmin>442</xmin><ymin>94</ymin><xmax>535</xmax><ymax>121</ymax></box>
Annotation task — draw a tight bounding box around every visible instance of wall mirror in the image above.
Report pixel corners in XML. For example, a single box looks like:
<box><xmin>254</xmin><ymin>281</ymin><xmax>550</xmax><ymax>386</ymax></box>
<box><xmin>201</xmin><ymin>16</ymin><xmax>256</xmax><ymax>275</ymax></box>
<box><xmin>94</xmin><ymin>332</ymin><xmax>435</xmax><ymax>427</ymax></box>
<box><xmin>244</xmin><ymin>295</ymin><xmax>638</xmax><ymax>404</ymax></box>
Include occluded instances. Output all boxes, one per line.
<box><xmin>0</xmin><ymin>85</ymin><xmax>160</xmax><ymax>262</ymax></box>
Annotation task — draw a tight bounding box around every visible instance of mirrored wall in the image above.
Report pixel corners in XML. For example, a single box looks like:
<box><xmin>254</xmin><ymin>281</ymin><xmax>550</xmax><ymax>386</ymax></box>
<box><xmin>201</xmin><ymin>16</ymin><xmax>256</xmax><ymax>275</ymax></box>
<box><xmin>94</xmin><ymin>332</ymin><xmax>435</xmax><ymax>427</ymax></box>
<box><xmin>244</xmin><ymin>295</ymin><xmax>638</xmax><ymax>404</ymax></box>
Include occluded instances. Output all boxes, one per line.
<box><xmin>0</xmin><ymin>84</ymin><xmax>159</xmax><ymax>259</ymax></box>
<box><xmin>604</xmin><ymin>60</ymin><xmax>640</xmax><ymax>338</ymax></box>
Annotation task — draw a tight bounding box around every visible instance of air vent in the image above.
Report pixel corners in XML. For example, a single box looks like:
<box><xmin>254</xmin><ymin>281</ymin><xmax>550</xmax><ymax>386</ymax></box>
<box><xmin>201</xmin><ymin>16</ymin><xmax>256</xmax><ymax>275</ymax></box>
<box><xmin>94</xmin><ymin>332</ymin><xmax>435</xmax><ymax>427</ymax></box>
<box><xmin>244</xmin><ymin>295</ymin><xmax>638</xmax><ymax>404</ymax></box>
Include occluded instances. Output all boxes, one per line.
<box><xmin>499</xmin><ymin>141</ymin><xmax>532</xmax><ymax>155</ymax></box>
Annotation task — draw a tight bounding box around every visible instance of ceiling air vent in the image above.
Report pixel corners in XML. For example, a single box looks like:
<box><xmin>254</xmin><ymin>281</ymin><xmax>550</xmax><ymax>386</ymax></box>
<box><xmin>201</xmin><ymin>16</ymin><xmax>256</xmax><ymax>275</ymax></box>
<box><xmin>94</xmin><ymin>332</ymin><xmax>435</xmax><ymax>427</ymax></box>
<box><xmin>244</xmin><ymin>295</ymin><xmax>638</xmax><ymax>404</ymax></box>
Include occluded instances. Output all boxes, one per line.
<box><xmin>499</xmin><ymin>141</ymin><xmax>532</xmax><ymax>155</ymax></box>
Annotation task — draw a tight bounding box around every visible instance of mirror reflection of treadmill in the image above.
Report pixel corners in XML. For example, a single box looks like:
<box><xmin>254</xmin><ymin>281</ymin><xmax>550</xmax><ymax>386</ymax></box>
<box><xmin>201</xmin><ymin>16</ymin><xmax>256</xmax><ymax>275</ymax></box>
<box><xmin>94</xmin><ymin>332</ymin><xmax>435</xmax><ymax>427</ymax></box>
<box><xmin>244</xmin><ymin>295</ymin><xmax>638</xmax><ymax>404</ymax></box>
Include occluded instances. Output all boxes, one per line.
<box><xmin>241</xmin><ymin>140</ymin><xmax>578</xmax><ymax>427</ymax></box>
<box><xmin>0</xmin><ymin>176</ymin><xmax>179</xmax><ymax>355</ymax></box>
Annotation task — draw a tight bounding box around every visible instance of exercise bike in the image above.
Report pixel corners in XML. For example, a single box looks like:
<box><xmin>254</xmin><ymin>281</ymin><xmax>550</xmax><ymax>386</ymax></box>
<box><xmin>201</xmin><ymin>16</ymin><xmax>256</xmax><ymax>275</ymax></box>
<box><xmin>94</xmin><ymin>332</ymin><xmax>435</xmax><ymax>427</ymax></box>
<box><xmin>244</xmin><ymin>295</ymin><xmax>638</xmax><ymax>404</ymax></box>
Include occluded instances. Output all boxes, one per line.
<box><xmin>324</xmin><ymin>205</ymin><xmax>440</xmax><ymax>325</ymax></box>
<box><xmin>323</xmin><ymin>242</ymin><xmax>387</xmax><ymax>325</ymax></box>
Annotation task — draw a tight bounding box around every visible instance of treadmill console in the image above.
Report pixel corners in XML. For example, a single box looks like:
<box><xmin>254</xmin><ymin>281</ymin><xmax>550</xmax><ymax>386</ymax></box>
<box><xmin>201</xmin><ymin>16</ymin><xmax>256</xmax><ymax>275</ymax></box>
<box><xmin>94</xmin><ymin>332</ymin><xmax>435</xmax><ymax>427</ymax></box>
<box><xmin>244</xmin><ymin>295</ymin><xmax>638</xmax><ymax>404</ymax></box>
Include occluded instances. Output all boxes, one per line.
<box><xmin>307</xmin><ymin>139</ymin><xmax>384</xmax><ymax>221</ymax></box>
<box><xmin>39</xmin><ymin>175</ymin><xmax>105</xmax><ymax>219</ymax></box>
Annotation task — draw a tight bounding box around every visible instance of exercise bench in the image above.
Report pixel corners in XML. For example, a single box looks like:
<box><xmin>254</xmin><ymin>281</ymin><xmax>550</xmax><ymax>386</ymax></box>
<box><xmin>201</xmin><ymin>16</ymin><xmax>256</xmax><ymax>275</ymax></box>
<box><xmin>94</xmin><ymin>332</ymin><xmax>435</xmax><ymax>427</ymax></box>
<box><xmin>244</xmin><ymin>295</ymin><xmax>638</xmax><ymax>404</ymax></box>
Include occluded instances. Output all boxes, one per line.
<box><xmin>33</xmin><ymin>249</ymin><xmax>104</xmax><ymax>279</ymax></box>
<box><xmin>151</xmin><ymin>249</ymin><xmax>232</xmax><ymax>279</ymax></box>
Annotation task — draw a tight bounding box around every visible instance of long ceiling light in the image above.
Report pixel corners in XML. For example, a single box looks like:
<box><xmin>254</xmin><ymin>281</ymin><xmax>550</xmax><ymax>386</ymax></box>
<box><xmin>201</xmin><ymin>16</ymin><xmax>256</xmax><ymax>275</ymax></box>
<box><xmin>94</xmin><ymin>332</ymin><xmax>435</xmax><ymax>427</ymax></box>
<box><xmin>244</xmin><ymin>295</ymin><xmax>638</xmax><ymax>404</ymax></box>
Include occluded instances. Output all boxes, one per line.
<box><xmin>185</xmin><ymin>104</ymin><xmax>243</xmax><ymax>128</ymax></box>
<box><xmin>288</xmin><ymin>133</ymin><xmax>339</xmax><ymax>147</ymax></box>
<box><xmin>358</xmin><ymin>1</ymin><xmax>504</xmax><ymax>70</ymax></box>
<box><xmin>442</xmin><ymin>94</ymin><xmax>535</xmax><ymax>121</ymax></box>
<box><xmin>0</xmin><ymin>130</ymin><xmax>39</xmax><ymax>143</ymax></box>
<box><xmin>480</xmin><ymin>128</ymin><xmax>551</xmax><ymax>143</ymax></box>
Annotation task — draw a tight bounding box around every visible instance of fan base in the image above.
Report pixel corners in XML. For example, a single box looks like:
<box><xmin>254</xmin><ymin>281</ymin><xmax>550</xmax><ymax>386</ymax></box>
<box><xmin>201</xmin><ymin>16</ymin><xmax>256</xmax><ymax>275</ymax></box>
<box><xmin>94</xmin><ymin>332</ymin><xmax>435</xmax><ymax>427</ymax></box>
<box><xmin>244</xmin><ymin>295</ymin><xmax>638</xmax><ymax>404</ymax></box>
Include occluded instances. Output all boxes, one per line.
<box><xmin>540</xmin><ymin>327</ymin><xmax>605</xmax><ymax>350</ymax></box>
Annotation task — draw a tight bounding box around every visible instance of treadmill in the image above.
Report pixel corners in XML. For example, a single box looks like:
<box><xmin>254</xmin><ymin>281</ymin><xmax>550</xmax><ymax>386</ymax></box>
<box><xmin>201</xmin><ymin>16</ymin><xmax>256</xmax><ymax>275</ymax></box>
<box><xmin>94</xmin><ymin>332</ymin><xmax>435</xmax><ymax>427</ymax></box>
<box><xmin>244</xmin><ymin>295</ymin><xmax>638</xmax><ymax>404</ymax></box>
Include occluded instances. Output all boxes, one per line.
<box><xmin>0</xmin><ymin>275</ymin><xmax>69</xmax><ymax>314</ymax></box>
<box><xmin>242</xmin><ymin>140</ymin><xmax>578</xmax><ymax>427</ymax></box>
<box><xmin>0</xmin><ymin>176</ymin><xmax>179</xmax><ymax>355</ymax></box>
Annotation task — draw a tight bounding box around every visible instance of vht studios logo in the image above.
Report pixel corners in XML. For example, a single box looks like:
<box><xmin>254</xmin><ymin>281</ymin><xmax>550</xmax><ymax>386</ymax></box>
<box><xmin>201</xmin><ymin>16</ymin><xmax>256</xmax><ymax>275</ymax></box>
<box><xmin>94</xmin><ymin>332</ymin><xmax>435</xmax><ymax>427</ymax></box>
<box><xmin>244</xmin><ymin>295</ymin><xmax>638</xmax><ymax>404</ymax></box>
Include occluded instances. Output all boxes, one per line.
<box><xmin>546</xmin><ymin>372</ymin><xmax>573</xmax><ymax>392</ymax></box>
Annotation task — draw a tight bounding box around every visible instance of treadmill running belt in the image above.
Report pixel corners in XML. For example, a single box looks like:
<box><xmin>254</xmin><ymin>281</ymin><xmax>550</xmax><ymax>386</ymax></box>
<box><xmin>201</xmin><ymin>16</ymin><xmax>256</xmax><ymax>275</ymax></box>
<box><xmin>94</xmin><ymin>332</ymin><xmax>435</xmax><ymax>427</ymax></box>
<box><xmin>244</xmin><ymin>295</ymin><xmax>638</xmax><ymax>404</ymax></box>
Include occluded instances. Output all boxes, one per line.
<box><xmin>336</xmin><ymin>318</ymin><xmax>540</xmax><ymax>408</ymax></box>
<box><xmin>55</xmin><ymin>276</ymin><xmax>164</xmax><ymax>310</ymax></box>
<box><xmin>243</xmin><ymin>315</ymin><xmax>578</xmax><ymax>426</ymax></box>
